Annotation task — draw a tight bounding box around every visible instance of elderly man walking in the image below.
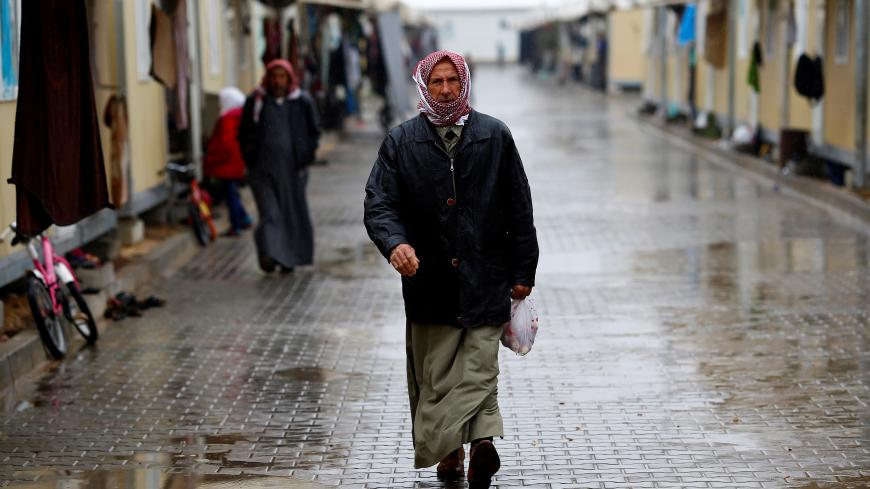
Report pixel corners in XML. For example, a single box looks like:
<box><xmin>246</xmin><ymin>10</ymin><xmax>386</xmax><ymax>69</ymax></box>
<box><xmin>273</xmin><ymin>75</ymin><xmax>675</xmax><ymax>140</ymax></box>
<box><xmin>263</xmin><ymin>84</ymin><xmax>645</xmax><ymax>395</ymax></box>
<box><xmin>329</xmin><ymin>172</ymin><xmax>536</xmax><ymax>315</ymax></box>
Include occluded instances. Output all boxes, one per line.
<box><xmin>364</xmin><ymin>51</ymin><xmax>538</xmax><ymax>487</ymax></box>
<box><xmin>238</xmin><ymin>59</ymin><xmax>321</xmax><ymax>273</ymax></box>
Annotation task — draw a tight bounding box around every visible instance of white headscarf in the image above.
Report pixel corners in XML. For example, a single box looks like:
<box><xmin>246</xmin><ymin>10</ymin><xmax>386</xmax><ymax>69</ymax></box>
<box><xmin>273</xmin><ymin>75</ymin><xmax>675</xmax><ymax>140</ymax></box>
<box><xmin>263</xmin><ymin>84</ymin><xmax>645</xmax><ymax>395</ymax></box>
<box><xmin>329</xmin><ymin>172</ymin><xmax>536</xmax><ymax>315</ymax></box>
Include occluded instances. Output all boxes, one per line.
<box><xmin>219</xmin><ymin>87</ymin><xmax>245</xmax><ymax>116</ymax></box>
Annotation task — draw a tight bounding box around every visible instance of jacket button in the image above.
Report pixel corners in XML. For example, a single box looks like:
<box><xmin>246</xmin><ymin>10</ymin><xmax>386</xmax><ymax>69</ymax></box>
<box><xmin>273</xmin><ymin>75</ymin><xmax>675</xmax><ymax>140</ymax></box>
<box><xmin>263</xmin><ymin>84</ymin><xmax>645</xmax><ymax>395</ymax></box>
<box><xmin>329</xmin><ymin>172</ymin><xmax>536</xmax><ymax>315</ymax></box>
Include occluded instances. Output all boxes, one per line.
<box><xmin>446</xmin><ymin>198</ymin><xmax>456</xmax><ymax>206</ymax></box>
<box><xmin>451</xmin><ymin>258</ymin><xmax>460</xmax><ymax>267</ymax></box>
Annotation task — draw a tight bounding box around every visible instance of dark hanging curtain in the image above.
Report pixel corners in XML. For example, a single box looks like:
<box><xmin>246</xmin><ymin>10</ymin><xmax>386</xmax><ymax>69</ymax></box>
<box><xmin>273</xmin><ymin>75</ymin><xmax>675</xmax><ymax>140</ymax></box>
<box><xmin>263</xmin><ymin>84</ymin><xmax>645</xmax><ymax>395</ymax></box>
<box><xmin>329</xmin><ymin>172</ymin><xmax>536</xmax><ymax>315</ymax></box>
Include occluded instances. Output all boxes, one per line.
<box><xmin>9</xmin><ymin>0</ymin><xmax>111</xmax><ymax>235</ymax></box>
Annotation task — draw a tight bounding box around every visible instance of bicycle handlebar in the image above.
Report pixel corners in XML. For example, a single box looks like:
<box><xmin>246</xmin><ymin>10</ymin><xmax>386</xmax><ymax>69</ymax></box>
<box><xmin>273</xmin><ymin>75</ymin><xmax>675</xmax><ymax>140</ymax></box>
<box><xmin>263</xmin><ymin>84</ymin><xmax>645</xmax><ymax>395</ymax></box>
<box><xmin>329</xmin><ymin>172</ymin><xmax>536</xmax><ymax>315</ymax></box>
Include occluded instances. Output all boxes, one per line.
<box><xmin>166</xmin><ymin>162</ymin><xmax>194</xmax><ymax>173</ymax></box>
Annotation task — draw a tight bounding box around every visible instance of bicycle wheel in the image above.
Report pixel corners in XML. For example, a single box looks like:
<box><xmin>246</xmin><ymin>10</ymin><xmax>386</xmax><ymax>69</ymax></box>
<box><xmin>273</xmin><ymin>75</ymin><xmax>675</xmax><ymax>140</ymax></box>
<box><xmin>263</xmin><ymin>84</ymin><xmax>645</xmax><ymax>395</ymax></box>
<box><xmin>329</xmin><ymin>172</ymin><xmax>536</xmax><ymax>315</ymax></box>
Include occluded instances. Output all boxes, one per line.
<box><xmin>26</xmin><ymin>276</ymin><xmax>68</xmax><ymax>359</ymax></box>
<box><xmin>189</xmin><ymin>201</ymin><xmax>210</xmax><ymax>246</ymax></box>
<box><xmin>62</xmin><ymin>281</ymin><xmax>98</xmax><ymax>344</ymax></box>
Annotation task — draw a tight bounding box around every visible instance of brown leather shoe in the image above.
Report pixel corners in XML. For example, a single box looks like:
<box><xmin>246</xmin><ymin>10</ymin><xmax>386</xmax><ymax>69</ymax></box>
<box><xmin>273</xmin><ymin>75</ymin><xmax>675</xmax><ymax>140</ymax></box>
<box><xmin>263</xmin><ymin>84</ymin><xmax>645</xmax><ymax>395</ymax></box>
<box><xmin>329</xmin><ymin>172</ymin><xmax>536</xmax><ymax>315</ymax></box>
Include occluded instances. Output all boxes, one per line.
<box><xmin>436</xmin><ymin>447</ymin><xmax>465</xmax><ymax>481</ymax></box>
<box><xmin>467</xmin><ymin>440</ymin><xmax>500</xmax><ymax>488</ymax></box>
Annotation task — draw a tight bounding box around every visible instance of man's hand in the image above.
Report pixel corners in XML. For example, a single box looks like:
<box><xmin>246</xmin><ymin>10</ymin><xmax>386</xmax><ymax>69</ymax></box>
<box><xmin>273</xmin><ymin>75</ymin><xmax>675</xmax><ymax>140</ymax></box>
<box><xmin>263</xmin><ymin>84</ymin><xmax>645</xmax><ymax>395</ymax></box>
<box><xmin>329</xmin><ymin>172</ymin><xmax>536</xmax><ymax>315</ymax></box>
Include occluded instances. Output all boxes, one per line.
<box><xmin>511</xmin><ymin>285</ymin><xmax>532</xmax><ymax>300</ymax></box>
<box><xmin>390</xmin><ymin>244</ymin><xmax>420</xmax><ymax>276</ymax></box>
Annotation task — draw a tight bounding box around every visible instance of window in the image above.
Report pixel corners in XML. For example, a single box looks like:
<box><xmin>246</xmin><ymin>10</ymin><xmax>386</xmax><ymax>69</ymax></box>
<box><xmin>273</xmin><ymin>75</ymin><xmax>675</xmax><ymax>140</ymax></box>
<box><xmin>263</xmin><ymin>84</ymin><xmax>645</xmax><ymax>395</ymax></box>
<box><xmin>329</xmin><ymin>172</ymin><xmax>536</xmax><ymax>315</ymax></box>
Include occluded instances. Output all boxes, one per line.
<box><xmin>765</xmin><ymin>0</ymin><xmax>778</xmax><ymax>59</ymax></box>
<box><xmin>834</xmin><ymin>0</ymin><xmax>849</xmax><ymax>64</ymax></box>
<box><xmin>0</xmin><ymin>0</ymin><xmax>21</xmax><ymax>101</ymax></box>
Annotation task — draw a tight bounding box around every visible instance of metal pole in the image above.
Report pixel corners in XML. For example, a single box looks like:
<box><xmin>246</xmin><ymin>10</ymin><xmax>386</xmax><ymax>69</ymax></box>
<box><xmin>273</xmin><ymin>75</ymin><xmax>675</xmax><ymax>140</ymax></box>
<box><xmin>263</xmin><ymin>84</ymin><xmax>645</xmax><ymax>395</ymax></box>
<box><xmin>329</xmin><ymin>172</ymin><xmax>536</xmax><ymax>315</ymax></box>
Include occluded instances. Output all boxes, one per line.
<box><xmin>811</xmin><ymin>0</ymin><xmax>825</xmax><ymax>146</ymax></box>
<box><xmin>298</xmin><ymin>0</ymin><xmax>308</xmax><ymax>83</ymax></box>
<box><xmin>854</xmin><ymin>0</ymin><xmax>869</xmax><ymax>188</ymax></box>
<box><xmin>186</xmin><ymin>0</ymin><xmax>204</xmax><ymax>181</ymax></box>
<box><xmin>727</xmin><ymin>0</ymin><xmax>738</xmax><ymax>135</ymax></box>
<box><xmin>749</xmin><ymin>0</ymin><xmax>760</xmax><ymax>128</ymax></box>
<box><xmin>643</xmin><ymin>10</ymin><xmax>653</xmax><ymax>101</ymax></box>
<box><xmin>701</xmin><ymin>0</ymin><xmax>715</xmax><ymax>113</ymax></box>
<box><xmin>779</xmin><ymin>0</ymin><xmax>793</xmax><ymax>134</ymax></box>
<box><xmin>114</xmin><ymin>0</ymin><xmax>134</xmax><ymax>215</ymax></box>
<box><xmin>659</xmin><ymin>7</ymin><xmax>668</xmax><ymax>112</ymax></box>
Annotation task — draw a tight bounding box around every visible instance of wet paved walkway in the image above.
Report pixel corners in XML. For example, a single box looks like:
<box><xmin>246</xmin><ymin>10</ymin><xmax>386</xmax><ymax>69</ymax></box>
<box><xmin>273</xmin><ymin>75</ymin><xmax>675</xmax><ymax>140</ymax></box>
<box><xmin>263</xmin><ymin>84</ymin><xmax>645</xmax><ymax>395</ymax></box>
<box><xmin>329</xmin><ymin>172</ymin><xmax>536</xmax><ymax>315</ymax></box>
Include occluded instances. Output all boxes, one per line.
<box><xmin>2</xmin><ymin>67</ymin><xmax>870</xmax><ymax>489</ymax></box>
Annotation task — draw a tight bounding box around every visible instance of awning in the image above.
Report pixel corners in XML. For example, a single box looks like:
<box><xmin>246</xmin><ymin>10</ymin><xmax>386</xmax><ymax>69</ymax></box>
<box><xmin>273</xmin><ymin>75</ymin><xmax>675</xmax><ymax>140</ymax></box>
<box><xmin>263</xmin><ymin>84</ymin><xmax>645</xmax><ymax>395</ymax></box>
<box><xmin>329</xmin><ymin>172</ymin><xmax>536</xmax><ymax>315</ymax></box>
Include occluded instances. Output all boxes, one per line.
<box><xmin>615</xmin><ymin>0</ymin><xmax>694</xmax><ymax>8</ymax></box>
<box><xmin>370</xmin><ymin>0</ymin><xmax>435</xmax><ymax>26</ymax></box>
<box><xmin>517</xmin><ymin>0</ymin><xmax>611</xmax><ymax>30</ymax></box>
<box><xmin>255</xmin><ymin>0</ymin><xmax>297</xmax><ymax>8</ymax></box>
<box><xmin>298</xmin><ymin>0</ymin><xmax>366</xmax><ymax>9</ymax></box>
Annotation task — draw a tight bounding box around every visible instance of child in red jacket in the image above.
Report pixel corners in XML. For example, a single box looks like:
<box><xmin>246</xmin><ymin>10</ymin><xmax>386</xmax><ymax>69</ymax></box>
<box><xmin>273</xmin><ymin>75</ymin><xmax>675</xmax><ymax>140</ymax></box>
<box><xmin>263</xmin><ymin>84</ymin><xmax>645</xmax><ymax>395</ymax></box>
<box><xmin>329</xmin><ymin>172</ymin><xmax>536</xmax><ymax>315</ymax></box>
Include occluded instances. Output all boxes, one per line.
<box><xmin>204</xmin><ymin>87</ymin><xmax>252</xmax><ymax>236</ymax></box>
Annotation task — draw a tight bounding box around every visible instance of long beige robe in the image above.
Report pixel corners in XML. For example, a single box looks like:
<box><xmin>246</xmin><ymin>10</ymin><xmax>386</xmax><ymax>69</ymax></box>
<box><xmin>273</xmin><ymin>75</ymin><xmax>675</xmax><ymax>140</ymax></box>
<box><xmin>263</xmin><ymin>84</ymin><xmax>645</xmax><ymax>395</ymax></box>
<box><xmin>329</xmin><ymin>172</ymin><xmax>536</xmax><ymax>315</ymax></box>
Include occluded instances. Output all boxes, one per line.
<box><xmin>406</xmin><ymin>322</ymin><xmax>504</xmax><ymax>468</ymax></box>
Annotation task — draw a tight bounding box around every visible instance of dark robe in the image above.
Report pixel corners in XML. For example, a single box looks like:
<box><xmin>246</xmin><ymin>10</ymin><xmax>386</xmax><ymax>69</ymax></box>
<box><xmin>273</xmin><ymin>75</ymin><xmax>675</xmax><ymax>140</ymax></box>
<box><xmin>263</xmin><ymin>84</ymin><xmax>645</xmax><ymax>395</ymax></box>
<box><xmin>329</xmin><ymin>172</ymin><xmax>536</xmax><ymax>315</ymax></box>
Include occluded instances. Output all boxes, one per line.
<box><xmin>238</xmin><ymin>92</ymin><xmax>321</xmax><ymax>269</ymax></box>
<box><xmin>9</xmin><ymin>0</ymin><xmax>111</xmax><ymax>236</ymax></box>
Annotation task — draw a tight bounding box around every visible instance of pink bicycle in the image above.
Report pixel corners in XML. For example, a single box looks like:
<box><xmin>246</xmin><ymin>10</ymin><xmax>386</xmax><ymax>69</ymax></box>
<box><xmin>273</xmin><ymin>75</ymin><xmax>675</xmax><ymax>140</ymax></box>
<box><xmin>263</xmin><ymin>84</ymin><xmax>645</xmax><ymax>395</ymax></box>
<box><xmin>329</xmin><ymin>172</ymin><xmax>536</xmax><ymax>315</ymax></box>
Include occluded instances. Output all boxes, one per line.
<box><xmin>0</xmin><ymin>222</ymin><xmax>98</xmax><ymax>359</ymax></box>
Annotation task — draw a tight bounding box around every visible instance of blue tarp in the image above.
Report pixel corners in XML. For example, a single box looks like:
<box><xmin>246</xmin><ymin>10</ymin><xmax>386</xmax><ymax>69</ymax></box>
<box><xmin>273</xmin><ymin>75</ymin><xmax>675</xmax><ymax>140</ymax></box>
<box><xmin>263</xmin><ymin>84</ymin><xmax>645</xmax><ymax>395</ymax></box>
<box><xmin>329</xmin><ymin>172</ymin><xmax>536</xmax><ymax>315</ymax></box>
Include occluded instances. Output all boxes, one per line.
<box><xmin>0</xmin><ymin>0</ymin><xmax>19</xmax><ymax>100</ymax></box>
<box><xmin>677</xmin><ymin>5</ymin><xmax>697</xmax><ymax>46</ymax></box>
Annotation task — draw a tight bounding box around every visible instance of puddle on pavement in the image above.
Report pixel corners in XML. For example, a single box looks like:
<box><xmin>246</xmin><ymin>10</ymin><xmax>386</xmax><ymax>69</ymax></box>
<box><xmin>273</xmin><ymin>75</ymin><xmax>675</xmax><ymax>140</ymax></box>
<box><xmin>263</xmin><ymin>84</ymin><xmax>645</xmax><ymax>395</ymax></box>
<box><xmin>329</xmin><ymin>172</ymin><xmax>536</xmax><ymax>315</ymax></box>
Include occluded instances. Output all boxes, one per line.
<box><xmin>8</xmin><ymin>472</ymin><xmax>328</xmax><ymax>489</ymax></box>
<box><xmin>415</xmin><ymin>481</ymin><xmax>466</xmax><ymax>489</ymax></box>
<box><xmin>316</xmin><ymin>243</ymin><xmax>388</xmax><ymax>279</ymax></box>
<box><xmin>272</xmin><ymin>367</ymin><xmax>363</xmax><ymax>382</ymax></box>
<box><xmin>701</xmin><ymin>432</ymin><xmax>772</xmax><ymax>452</ymax></box>
<box><xmin>1</xmin><ymin>361</ymin><xmax>76</xmax><ymax>415</ymax></box>
<box><xmin>171</xmin><ymin>433</ymin><xmax>255</xmax><ymax>446</ymax></box>
<box><xmin>166</xmin><ymin>434</ymin><xmax>267</xmax><ymax>469</ymax></box>
<box><xmin>797</xmin><ymin>476</ymin><xmax>870</xmax><ymax>488</ymax></box>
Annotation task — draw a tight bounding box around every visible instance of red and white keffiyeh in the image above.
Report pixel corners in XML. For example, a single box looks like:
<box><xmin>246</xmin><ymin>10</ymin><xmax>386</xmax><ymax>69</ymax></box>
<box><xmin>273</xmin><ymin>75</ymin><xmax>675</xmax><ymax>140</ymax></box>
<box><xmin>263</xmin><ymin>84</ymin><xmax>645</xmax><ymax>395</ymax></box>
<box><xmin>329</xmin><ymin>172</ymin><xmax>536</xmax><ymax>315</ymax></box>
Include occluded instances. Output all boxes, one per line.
<box><xmin>412</xmin><ymin>50</ymin><xmax>472</xmax><ymax>127</ymax></box>
<box><xmin>253</xmin><ymin>59</ymin><xmax>302</xmax><ymax>123</ymax></box>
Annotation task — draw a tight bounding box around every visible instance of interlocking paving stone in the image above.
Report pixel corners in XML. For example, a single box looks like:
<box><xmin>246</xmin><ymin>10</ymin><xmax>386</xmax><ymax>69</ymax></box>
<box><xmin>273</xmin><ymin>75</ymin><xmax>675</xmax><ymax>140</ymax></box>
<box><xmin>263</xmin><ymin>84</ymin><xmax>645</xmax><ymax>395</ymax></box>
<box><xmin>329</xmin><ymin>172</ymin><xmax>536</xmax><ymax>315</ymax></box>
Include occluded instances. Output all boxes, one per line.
<box><xmin>0</xmin><ymin>67</ymin><xmax>869</xmax><ymax>488</ymax></box>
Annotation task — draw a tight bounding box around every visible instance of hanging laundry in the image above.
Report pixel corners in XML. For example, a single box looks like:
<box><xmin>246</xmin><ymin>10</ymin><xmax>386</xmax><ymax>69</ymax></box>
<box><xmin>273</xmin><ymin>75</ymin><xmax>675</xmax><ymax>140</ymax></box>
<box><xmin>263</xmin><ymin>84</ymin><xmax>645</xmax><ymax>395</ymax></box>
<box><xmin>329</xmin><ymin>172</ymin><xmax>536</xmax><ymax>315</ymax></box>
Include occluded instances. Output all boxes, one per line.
<box><xmin>678</xmin><ymin>5</ymin><xmax>697</xmax><ymax>46</ymax></box>
<box><xmin>172</xmin><ymin>0</ymin><xmax>190</xmax><ymax>130</ymax></box>
<box><xmin>149</xmin><ymin>3</ymin><xmax>177</xmax><ymax>88</ymax></box>
<box><xmin>287</xmin><ymin>22</ymin><xmax>299</xmax><ymax>74</ymax></box>
<box><xmin>0</xmin><ymin>0</ymin><xmax>19</xmax><ymax>100</ymax></box>
<box><xmin>319</xmin><ymin>14</ymin><xmax>342</xmax><ymax>94</ymax></box>
<box><xmin>343</xmin><ymin>40</ymin><xmax>361</xmax><ymax>115</ymax></box>
<box><xmin>367</xmin><ymin>26</ymin><xmax>387</xmax><ymax>98</ymax></box>
<box><xmin>794</xmin><ymin>53</ymin><xmax>824</xmax><ymax>103</ymax></box>
<box><xmin>261</xmin><ymin>17</ymin><xmax>282</xmax><ymax>66</ymax></box>
<box><xmin>704</xmin><ymin>11</ymin><xmax>728</xmax><ymax>68</ymax></box>
<box><xmin>748</xmin><ymin>41</ymin><xmax>762</xmax><ymax>92</ymax></box>
<box><xmin>328</xmin><ymin>47</ymin><xmax>346</xmax><ymax>91</ymax></box>
<box><xmin>102</xmin><ymin>95</ymin><xmax>129</xmax><ymax>207</ymax></box>
<box><xmin>9</xmin><ymin>0</ymin><xmax>111</xmax><ymax>235</ymax></box>
<box><xmin>753</xmin><ymin>41</ymin><xmax>764</xmax><ymax>67</ymax></box>
<box><xmin>344</xmin><ymin>40</ymin><xmax>362</xmax><ymax>92</ymax></box>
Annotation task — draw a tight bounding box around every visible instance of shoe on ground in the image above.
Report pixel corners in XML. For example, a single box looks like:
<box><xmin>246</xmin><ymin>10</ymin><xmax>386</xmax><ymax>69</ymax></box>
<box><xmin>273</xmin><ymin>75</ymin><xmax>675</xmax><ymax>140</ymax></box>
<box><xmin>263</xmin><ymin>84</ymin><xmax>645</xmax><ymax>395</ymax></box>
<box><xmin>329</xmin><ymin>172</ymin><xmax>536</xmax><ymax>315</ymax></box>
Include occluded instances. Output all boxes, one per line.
<box><xmin>279</xmin><ymin>266</ymin><xmax>295</xmax><ymax>274</ymax></box>
<box><xmin>467</xmin><ymin>440</ymin><xmax>500</xmax><ymax>489</ymax></box>
<box><xmin>258</xmin><ymin>254</ymin><xmax>277</xmax><ymax>273</ymax></box>
<box><xmin>137</xmin><ymin>296</ymin><xmax>166</xmax><ymax>310</ymax></box>
<box><xmin>436</xmin><ymin>447</ymin><xmax>464</xmax><ymax>481</ymax></box>
<box><xmin>222</xmin><ymin>229</ymin><xmax>240</xmax><ymax>237</ymax></box>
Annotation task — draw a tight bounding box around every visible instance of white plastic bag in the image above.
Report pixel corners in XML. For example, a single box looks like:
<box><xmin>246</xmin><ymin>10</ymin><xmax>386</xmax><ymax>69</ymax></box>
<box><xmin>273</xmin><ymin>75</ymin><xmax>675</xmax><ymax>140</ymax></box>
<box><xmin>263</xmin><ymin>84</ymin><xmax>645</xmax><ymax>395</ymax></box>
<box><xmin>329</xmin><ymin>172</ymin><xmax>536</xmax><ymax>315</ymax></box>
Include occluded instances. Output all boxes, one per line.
<box><xmin>500</xmin><ymin>297</ymin><xmax>539</xmax><ymax>355</ymax></box>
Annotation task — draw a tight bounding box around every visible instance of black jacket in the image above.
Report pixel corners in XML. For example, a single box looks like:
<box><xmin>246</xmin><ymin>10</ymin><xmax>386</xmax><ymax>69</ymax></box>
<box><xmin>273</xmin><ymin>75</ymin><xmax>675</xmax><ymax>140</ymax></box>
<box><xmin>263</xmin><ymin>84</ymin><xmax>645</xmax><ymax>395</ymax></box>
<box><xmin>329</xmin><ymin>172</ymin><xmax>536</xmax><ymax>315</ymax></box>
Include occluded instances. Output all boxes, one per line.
<box><xmin>364</xmin><ymin>111</ymin><xmax>539</xmax><ymax>328</ymax></box>
<box><xmin>237</xmin><ymin>91</ymin><xmax>321</xmax><ymax>170</ymax></box>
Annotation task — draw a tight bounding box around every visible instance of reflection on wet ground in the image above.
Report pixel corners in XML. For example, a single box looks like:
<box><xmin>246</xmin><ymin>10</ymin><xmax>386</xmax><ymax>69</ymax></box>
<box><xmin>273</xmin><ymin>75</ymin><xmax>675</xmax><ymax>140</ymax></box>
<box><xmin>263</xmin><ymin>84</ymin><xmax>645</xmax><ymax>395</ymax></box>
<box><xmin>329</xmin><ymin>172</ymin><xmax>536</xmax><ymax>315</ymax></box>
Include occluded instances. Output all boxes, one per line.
<box><xmin>11</xmin><ymin>470</ymin><xmax>329</xmax><ymax>489</ymax></box>
<box><xmin>1</xmin><ymin>67</ymin><xmax>869</xmax><ymax>487</ymax></box>
<box><xmin>799</xmin><ymin>478</ymin><xmax>870</xmax><ymax>489</ymax></box>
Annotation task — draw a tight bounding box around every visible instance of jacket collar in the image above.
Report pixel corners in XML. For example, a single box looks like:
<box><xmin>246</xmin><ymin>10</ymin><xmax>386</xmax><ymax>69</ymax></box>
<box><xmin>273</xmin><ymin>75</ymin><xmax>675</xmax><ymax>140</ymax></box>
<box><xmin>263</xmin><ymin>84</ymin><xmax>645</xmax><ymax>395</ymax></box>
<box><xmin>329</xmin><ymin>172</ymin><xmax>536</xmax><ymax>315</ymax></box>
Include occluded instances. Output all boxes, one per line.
<box><xmin>414</xmin><ymin>111</ymin><xmax>489</xmax><ymax>152</ymax></box>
